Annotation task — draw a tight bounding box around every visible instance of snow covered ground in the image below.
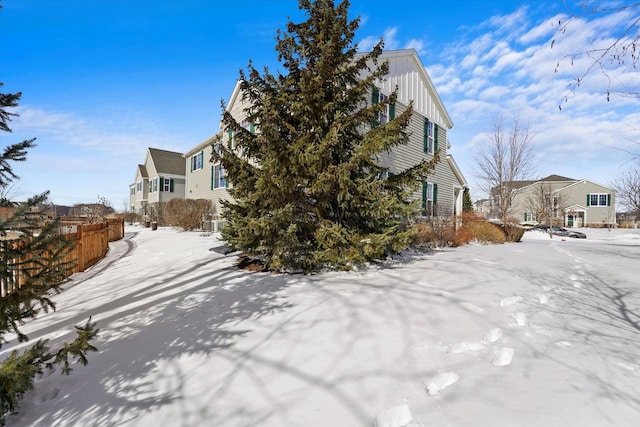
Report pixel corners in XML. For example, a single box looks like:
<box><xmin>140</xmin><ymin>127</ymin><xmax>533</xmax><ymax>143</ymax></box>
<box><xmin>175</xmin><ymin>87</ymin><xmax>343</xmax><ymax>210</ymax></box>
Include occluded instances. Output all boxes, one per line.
<box><xmin>3</xmin><ymin>225</ymin><xmax>640</xmax><ymax>426</ymax></box>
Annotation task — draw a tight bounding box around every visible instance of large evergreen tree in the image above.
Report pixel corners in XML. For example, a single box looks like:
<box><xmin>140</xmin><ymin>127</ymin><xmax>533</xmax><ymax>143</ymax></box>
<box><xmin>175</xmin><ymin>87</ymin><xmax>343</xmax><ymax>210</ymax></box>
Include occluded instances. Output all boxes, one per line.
<box><xmin>217</xmin><ymin>0</ymin><xmax>438</xmax><ymax>272</ymax></box>
<box><xmin>0</xmin><ymin>84</ymin><xmax>98</xmax><ymax>424</ymax></box>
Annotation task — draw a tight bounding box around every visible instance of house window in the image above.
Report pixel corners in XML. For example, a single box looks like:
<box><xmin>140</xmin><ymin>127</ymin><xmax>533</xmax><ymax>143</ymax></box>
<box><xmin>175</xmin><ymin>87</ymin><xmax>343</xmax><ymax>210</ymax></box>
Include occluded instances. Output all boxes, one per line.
<box><xmin>153</xmin><ymin>177</ymin><xmax>158</xmax><ymax>192</ymax></box>
<box><xmin>130</xmin><ymin>187</ymin><xmax>135</xmax><ymax>196</ymax></box>
<box><xmin>378</xmin><ymin>93</ymin><xmax>389</xmax><ymax>124</ymax></box>
<box><xmin>424</xmin><ymin>119</ymin><xmax>435</xmax><ymax>154</ymax></box>
<box><xmin>160</xmin><ymin>177</ymin><xmax>172</xmax><ymax>192</ymax></box>
<box><xmin>212</xmin><ymin>164</ymin><xmax>227</xmax><ymax>189</ymax></box>
<box><xmin>588</xmin><ymin>193</ymin><xmax>610</xmax><ymax>206</ymax></box>
<box><xmin>524</xmin><ymin>212</ymin><xmax>536</xmax><ymax>222</ymax></box>
<box><xmin>137</xmin><ymin>181</ymin><xmax>142</xmax><ymax>192</ymax></box>
<box><xmin>422</xmin><ymin>181</ymin><xmax>438</xmax><ymax>216</ymax></box>
<box><xmin>371</xmin><ymin>87</ymin><xmax>394</xmax><ymax>126</ymax></box>
<box><xmin>191</xmin><ymin>151</ymin><xmax>203</xmax><ymax>172</ymax></box>
<box><xmin>148</xmin><ymin>181</ymin><xmax>153</xmax><ymax>193</ymax></box>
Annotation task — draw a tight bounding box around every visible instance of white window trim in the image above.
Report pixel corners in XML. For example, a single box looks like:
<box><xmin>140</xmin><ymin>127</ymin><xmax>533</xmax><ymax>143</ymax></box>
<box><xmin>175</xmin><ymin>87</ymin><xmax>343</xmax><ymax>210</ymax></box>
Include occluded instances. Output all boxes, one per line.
<box><xmin>192</xmin><ymin>151</ymin><xmax>204</xmax><ymax>171</ymax></box>
<box><xmin>426</xmin><ymin>121</ymin><xmax>434</xmax><ymax>155</ymax></box>
<box><xmin>590</xmin><ymin>193</ymin><xmax>608</xmax><ymax>206</ymax></box>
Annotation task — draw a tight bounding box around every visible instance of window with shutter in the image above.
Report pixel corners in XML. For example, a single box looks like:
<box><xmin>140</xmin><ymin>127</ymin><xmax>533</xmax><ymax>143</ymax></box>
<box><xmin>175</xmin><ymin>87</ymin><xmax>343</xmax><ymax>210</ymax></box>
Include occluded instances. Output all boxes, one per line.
<box><xmin>422</xmin><ymin>181</ymin><xmax>434</xmax><ymax>216</ymax></box>
<box><xmin>423</xmin><ymin>119</ymin><xmax>434</xmax><ymax>154</ymax></box>
<box><xmin>434</xmin><ymin>124</ymin><xmax>439</xmax><ymax>153</ymax></box>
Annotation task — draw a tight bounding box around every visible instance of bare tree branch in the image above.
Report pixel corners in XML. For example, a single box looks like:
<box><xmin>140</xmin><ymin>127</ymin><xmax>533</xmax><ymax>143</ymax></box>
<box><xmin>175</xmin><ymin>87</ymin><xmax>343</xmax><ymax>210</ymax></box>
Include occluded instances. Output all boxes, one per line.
<box><xmin>474</xmin><ymin>114</ymin><xmax>537</xmax><ymax>224</ymax></box>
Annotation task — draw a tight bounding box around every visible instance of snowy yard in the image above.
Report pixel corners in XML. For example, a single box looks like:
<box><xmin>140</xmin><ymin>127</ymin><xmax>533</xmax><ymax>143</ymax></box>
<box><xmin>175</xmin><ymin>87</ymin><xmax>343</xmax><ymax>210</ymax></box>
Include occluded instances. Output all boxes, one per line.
<box><xmin>3</xmin><ymin>225</ymin><xmax>640</xmax><ymax>426</ymax></box>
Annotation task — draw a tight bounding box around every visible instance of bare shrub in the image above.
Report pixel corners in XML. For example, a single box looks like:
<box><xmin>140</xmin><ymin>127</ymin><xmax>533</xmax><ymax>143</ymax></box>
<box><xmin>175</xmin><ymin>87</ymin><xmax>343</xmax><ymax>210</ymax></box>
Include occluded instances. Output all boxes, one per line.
<box><xmin>460</xmin><ymin>221</ymin><xmax>506</xmax><ymax>244</ymax></box>
<box><xmin>164</xmin><ymin>199</ymin><xmax>213</xmax><ymax>231</ymax></box>
<box><xmin>411</xmin><ymin>218</ymin><xmax>455</xmax><ymax>249</ymax></box>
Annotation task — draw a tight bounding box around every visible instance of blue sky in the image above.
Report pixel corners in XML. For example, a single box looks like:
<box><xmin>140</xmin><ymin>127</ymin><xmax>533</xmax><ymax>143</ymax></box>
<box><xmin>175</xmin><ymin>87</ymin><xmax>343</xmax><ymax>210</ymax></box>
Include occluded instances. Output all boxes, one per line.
<box><xmin>2</xmin><ymin>0</ymin><xmax>638</xmax><ymax>207</ymax></box>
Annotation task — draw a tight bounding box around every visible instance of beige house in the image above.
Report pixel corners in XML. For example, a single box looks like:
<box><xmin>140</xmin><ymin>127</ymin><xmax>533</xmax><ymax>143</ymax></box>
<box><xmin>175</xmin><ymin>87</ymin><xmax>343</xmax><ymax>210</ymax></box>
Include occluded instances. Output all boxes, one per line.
<box><xmin>507</xmin><ymin>175</ymin><xmax>616</xmax><ymax>227</ymax></box>
<box><xmin>129</xmin><ymin>148</ymin><xmax>186</xmax><ymax>216</ymax></box>
<box><xmin>183</xmin><ymin>132</ymin><xmax>232</xmax><ymax>217</ymax></box>
<box><xmin>139</xmin><ymin>49</ymin><xmax>468</xmax><ymax>223</ymax></box>
<box><xmin>216</xmin><ymin>48</ymin><xmax>467</xmax><ymax>219</ymax></box>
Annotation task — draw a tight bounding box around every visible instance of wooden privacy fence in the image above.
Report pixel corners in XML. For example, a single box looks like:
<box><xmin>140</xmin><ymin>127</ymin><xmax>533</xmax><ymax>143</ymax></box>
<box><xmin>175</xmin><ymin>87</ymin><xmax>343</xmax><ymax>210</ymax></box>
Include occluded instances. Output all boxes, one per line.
<box><xmin>59</xmin><ymin>217</ymin><xmax>125</xmax><ymax>242</ymax></box>
<box><xmin>1</xmin><ymin>218</ymin><xmax>124</xmax><ymax>296</ymax></box>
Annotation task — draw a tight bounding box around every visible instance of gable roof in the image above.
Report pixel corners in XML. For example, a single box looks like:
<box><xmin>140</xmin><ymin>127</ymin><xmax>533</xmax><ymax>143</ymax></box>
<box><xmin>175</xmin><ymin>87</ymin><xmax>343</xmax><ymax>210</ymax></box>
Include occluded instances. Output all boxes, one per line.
<box><xmin>148</xmin><ymin>148</ymin><xmax>185</xmax><ymax>176</ymax></box>
<box><xmin>224</xmin><ymin>49</ymin><xmax>453</xmax><ymax>130</ymax></box>
<box><xmin>184</xmin><ymin>133</ymin><xmax>222</xmax><ymax>157</ymax></box>
<box><xmin>137</xmin><ymin>164</ymin><xmax>148</xmax><ymax>179</ymax></box>
<box><xmin>540</xmin><ymin>174</ymin><xmax>575</xmax><ymax>182</ymax></box>
<box><xmin>372</xmin><ymin>49</ymin><xmax>453</xmax><ymax>129</ymax></box>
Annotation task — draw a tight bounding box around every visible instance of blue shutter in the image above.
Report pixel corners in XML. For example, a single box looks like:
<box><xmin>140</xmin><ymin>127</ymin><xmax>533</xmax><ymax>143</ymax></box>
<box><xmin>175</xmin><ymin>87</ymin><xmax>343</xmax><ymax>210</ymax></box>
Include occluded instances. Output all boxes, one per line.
<box><xmin>169</xmin><ymin>178</ymin><xmax>174</xmax><ymax>193</ymax></box>
<box><xmin>211</xmin><ymin>166</ymin><xmax>215</xmax><ymax>190</ymax></box>
<box><xmin>389</xmin><ymin>102</ymin><xmax>395</xmax><ymax>120</ymax></box>
<box><xmin>607</xmin><ymin>194</ymin><xmax>611</xmax><ymax>206</ymax></box>
<box><xmin>586</xmin><ymin>194</ymin><xmax>590</xmax><ymax>206</ymax></box>
<box><xmin>372</xmin><ymin>87</ymin><xmax>379</xmax><ymax>105</ymax></box>
<box><xmin>160</xmin><ymin>177</ymin><xmax>164</xmax><ymax>192</ymax></box>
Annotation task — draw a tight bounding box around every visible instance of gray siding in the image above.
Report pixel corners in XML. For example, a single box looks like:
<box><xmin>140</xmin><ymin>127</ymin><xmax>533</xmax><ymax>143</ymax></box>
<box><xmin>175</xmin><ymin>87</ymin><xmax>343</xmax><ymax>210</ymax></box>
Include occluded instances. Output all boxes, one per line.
<box><xmin>377</xmin><ymin>102</ymin><xmax>461</xmax><ymax>216</ymax></box>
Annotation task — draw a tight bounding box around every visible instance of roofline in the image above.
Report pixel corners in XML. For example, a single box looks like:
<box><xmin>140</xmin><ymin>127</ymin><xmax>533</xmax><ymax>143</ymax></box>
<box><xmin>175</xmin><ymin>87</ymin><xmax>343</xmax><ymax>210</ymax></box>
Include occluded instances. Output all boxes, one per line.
<box><xmin>561</xmin><ymin>178</ymin><xmax>615</xmax><ymax>192</ymax></box>
<box><xmin>183</xmin><ymin>132</ymin><xmax>223</xmax><ymax>157</ymax></box>
<box><xmin>447</xmin><ymin>154</ymin><xmax>468</xmax><ymax>187</ymax></box>
<box><xmin>376</xmin><ymin>49</ymin><xmax>453</xmax><ymax>129</ymax></box>
<box><xmin>514</xmin><ymin>179</ymin><xmax>577</xmax><ymax>193</ymax></box>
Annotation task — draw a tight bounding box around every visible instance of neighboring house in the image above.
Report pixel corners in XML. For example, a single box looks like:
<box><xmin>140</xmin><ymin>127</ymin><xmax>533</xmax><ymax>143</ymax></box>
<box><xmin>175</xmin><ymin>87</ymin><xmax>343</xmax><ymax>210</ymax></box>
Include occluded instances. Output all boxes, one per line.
<box><xmin>129</xmin><ymin>148</ymin><xmax>186</xmax><ymax>216</ymax></box>
<box><xmin>183</xmin><ymin>132</ymin><xmax>232</xmax><ymax>217</ymax></box>
<box><xmin>474</xmin><ymin>199</ymin><xmax>491</xmax><ymax>217</ymax></box>
<box><xmin>505</xmin><ymin>175</ymin><xmax>616</xmax><ymax>227</ymax></box>
<box><xmin>219</xmin><ymin>48</ymin><xmax>468</xmax><ymax>219</ymax></box>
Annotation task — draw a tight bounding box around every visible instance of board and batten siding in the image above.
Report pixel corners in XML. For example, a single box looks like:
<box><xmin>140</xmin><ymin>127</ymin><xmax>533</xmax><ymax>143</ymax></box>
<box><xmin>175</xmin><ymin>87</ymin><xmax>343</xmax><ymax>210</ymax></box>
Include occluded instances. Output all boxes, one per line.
<box><xmin>376</xmin><ymin>57</ymin><xmax>448</xmax><ymax>129</ymax></box>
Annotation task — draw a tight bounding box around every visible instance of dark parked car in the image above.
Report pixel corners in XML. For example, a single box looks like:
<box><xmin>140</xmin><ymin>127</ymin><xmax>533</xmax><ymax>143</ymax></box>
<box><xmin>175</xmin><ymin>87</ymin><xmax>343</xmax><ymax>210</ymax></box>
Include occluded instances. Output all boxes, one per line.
<box><xmin>535</xmin><ymin>225</ymin><xmax>586</xmax><ymax>238</ymax></box>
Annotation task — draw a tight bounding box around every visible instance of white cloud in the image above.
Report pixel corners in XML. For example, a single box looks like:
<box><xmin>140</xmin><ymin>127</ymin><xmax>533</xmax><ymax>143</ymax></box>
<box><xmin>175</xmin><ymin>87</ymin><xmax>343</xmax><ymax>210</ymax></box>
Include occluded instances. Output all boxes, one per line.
<box><xmin>404</xmin><ymin>39</ymin><xmax>425</xmax><ymax>55</ymax></box>
<box><xmin>12</xmin><ymin>106</ymin><xmax>181</xmax><ymax>156</ymax></box>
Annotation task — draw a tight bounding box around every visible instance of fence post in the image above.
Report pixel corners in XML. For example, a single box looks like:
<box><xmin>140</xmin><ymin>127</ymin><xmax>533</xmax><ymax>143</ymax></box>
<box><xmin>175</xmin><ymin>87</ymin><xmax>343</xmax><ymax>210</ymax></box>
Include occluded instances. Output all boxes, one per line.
<box><xmin>77</xmin><ymin>224</ymin><xmax>84</xmax><ymax>272</ymax></box>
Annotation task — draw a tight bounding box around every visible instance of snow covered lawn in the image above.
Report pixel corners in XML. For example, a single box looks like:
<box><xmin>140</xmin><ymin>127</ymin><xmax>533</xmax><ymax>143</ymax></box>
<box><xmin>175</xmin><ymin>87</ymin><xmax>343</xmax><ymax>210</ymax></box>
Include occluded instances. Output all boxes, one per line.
<box><xmin>4</xmin><ymin>225</ymin><xmax>640</xmax><ymax>426</ymax></box>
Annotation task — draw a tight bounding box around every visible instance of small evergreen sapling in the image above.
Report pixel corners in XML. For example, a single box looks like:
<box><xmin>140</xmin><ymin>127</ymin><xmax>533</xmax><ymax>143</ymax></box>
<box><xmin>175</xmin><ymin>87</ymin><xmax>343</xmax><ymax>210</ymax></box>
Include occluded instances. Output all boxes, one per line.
<box><xmin>216</xmin><ymin>0</ymin><xmax>438</xmax><ymax>272</ymax></box>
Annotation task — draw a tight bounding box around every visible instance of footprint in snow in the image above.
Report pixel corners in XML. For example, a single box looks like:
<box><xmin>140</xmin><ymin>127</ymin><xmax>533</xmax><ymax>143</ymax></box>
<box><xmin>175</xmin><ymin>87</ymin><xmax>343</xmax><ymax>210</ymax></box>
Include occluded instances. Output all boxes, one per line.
<box><xmin>461</xmin><ymin>301</ymin><xmax>484</xmax><ymax>313</ymax></box>
<box><xmin>568</xmin><ymin>274</ymin><xmax>584</xmax><ymax>288</ymax></box>
<box><xmin>426</xmin><ymin>371</ymin><xmax>460</xmax><ymax>396</ymax></box>
<box><xmin>500</xmin><ymin>296</ymin><xmax>523</xmax><ymax>306</ymax></box>
<box><xmin>537</xmin><ymin>294</ymin><xmax>550</xmax><ymax>304</ymax></box>
<box><xmin>483</xmin><ymin>328</ymin><xmax>503</xmax><ymax>343</ymax></box>
<box><xmin>491</xmin><ymin>347</ymin><xmax>515</xmax><ymax>367</ymax></box>
<box><xmin>447</xmin><ymin>341</ymin><xmax>485</xmax><ymax>353</ymax></box>
<box><xmin>512</xmin><ymin>312</ymin><xmax>528</xmax><ymax>327</ymax></box>
<box><xmin>373</xmin><ymin>404</ymin><xmax>416</xmax><ymax>427</ymax></box>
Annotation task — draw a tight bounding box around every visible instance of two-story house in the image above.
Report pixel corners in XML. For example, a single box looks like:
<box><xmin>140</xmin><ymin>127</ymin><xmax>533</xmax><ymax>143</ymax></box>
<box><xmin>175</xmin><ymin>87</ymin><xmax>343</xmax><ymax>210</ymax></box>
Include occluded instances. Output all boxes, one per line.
<box><xmin>506</xmin><ymin>175</ymin><xmax>616</xmax><ymax>227</ymax></box>
<box><xmin>203</xmin><ymin>48</ymin><xmax>468</xmax><ymax>219</ymax></box>
<box><xmin>136</xmin><ymin>49</ymin><xmax>468</xmax><ymax>223</ymax></box>
<box><xmin>360</xmin><ymin>49</ymin><xmax>468</xmax><ymax>218</ymax></box>
<box><xmin>129</xmin><ymin>148</ymin><xmax>186</xmax><ymax>217</ymax></box>
<box><xmin>183</xmin><ymin>132</ymin><xmax>232</xmax><ymax>217</ymax></box>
